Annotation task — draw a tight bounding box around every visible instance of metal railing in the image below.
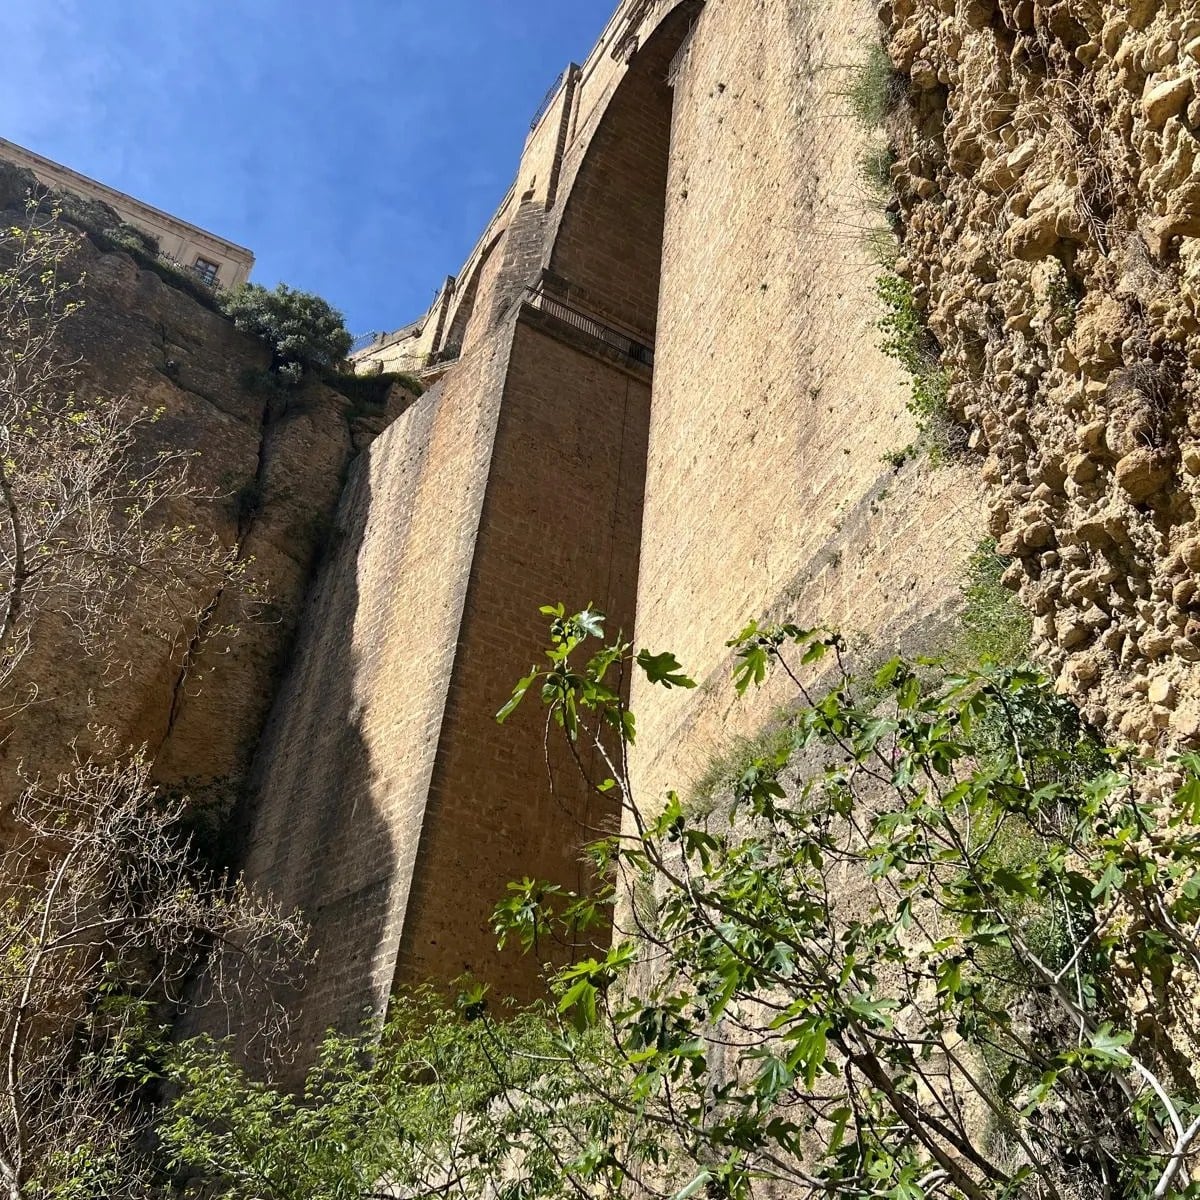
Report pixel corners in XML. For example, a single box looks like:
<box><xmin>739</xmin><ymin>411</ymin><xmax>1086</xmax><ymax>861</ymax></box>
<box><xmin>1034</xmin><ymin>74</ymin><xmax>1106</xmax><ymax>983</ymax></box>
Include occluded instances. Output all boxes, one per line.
<box><xmin>529</xmin><ymin>70</ymin><xmax>566</xmax><ymax>132</ymax></box>
<box><xmin>524</xmin><ymin>286</ymin><xmax>654</xmax><ymax>368</ymax></box>
<box><xmin>349</xmin><ymin>319</ymin><xmax>425</xmax><ymax>359</ymax></box>
<box><xmin>667</xmin><ymin>21</ymin><xmax>697</xmax><ymax>86</ymax></box>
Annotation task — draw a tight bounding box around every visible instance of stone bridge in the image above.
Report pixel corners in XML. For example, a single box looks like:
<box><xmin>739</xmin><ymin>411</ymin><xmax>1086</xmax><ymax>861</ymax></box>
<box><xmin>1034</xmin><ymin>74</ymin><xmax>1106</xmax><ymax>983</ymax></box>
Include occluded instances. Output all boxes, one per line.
<box><xmin>353</xmin><ymin>0</ymin><xmax>702</xmax><ymax>384</ymax></box>
<box><xmin>239</xmin><ymin>0</ymin><xmax>984</xmax><ymax>1066</ymax></box>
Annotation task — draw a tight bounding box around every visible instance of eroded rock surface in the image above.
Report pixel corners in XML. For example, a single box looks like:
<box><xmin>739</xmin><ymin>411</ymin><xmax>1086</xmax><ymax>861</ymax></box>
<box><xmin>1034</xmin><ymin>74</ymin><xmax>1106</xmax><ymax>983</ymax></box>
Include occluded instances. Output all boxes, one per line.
<box><xmin>0</xmin><ymin>174</ymin><xmax>412</xmax><ymax>830</ymax></box>
<box><xmin>883</xmin><ymin>0</ymin><xmax>1200</xmax><ymax>745</ymax></box>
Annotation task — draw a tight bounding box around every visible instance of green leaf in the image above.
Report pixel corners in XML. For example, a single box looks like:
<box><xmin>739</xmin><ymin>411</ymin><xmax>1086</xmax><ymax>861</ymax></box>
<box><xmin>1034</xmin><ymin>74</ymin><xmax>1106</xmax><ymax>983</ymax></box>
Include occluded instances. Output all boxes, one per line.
<box><xmin>496</xmin><ymin>667</ymin><xmax>538</xmax><ymax>723</ymax></box>
<box><xmin>1091</xmin><ymin>861</ymin><xmax>1125</xmax><ymax>901</ymax></box>
<box><xmin>1087</xmin><ymin>1024</ymin><xmax>1133</xmax><ymax>1066</ymax></box>
<box><xmin>732</xmin><ymin>644</ymin><xmax>769</xmax><ymax>695</ymax></box>
<box><xmin>558</xmin><ymin>978</ymin><xmax>599</xmax><ymax>1028</ymax></box>
<box><xmin>1178</xmin><ymin>772</ymin><xmax>1200</xmax><ymax>823</ymax></box>
<box><xmin>636</xmin><ymin>649</ymin><xmax>696</xmax><ymax>689</ymax></box>
<box><xmin>576</xmin><ymin>607</ymin><xmax>606</xmax><ymax>638</ymax></box>
<box><xmin>672</xmin><ymin>1173</ymin><xmax>712</xmax><ymax>1200</ymax></box>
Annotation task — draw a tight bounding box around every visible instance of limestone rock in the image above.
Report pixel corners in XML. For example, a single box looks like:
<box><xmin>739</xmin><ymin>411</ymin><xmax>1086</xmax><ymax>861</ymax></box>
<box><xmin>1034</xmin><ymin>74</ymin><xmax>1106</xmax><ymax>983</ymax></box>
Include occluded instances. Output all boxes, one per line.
<box><xmin>1115</xmin><ymin>448</ymin><xmax>1172</xmax><ymax>501</ymax></box>
<box><xmin>0</xmin><ymin>232</ymin><xmax>409</xmax><ymax>814</ymax></box>
<box><xmin>1143</xmin><ymin>75</ymin><xmax>1193</xmax><ymax>128</ymax></box>
<box><xmin>884</xmin><ymin>0</ymin><xmax>1200</xmax><ymax>751</ymax></box>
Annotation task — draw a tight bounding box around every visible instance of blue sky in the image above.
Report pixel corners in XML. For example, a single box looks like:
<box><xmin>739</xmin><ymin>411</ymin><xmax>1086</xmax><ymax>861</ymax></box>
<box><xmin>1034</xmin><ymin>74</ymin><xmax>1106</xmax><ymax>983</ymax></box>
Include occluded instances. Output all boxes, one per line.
<box><xmin>2</xmin><ymin>1</ymin><xmax>615</xmax><ymax>334</ymax></box>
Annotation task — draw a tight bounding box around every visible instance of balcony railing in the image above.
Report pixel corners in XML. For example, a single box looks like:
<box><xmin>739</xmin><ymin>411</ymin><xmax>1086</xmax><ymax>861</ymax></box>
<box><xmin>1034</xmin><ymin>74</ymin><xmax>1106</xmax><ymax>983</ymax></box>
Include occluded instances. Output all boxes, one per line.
<box><xmin>524</xmin><ymin>286</ymin><xmax>654</xmax><ymax>368</ymax></box>
<box><xmin>529</xmin><ymin>70</ymin><xmax>566</xmax><ymax>132</ymax></box>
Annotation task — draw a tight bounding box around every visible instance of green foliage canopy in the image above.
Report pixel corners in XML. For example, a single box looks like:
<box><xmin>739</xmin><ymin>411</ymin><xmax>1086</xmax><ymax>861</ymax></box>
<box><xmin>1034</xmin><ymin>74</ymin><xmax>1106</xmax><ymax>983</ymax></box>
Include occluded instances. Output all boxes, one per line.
<box><xmin>159</xmin><ymin>606</ymin><xmax>1200</xmax><ymax>1200</ymax></box>
<box><xmin>220</xmin><ymin>282</ymin><xmax>353</xmax><ymax>372</ymax></box>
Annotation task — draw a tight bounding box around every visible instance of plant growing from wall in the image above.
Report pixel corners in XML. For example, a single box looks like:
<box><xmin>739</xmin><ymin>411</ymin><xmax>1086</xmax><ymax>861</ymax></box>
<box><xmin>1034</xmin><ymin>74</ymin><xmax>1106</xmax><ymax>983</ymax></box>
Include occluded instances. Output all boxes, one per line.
<box><xmin>957</xmin><ymin>537</ymin><xmax>1032</xmax><ymax>667</ymax></box>
<box><xmin>875</xmin><ymin>270</ymin><xmax>961</xmax><ymax>457</ymax></box>
<box><xmin>219</xmin><ymin>282</ymin><xmax>353</xmax><ymax>375</ymax></box>
<box><xmin>859</xmin><ymin>146</ymin><xmax>897</xmax><ymax>197</ymax></box>
<box><xmin>163</xmin><ymin>606</ymin><xmax>1200</xmax><ymax>1199</ymax></box>
<box><xmin>847</xmin><ymin>41</ymin><xmax>904</xmax><ymax>128</ymax></box>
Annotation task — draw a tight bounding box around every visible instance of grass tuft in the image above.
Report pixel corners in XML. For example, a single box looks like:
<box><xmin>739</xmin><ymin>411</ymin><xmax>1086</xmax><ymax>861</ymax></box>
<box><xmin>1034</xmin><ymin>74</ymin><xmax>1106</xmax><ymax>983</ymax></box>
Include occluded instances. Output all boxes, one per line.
<box><xmin>957</xmin><ymin>538</ymin><xmax>1032</xmax><ymax>667</ymax></box>
<box><xmin>848</xmin><ymin>42</ymin><xmax>904</xmax><ymax>128</ymax></box>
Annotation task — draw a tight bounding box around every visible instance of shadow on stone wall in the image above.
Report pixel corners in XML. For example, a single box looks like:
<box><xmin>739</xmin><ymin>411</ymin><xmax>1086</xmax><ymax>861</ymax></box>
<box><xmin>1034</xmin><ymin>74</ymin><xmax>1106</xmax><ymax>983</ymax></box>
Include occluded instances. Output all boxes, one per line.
<box><xmin>209</xmin><ymin>454</ymin><xmax>402</xmax><ymax>1076</ymax></box>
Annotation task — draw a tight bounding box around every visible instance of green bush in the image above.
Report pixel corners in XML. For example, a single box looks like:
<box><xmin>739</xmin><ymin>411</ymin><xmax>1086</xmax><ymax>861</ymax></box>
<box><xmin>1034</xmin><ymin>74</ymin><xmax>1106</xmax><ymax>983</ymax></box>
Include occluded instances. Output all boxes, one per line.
<box><xmin>876</xmin><ymin>269</ymin><xmax>953</xmax><ymax>443</ymax></box>
<box><xmin>483</xmin><ymin>611</ymin><xmax>1199</xmax><ymax>1200</ymax></box>
<box><xmin>859</xmin><ymin>145</ymin><xmax>896</xmax><ymax>195</ymax></box>
<box><xmin>1047</xmin><ymin>271</ymin><xmax>1083</xmax><ymax>337</ymax></box>
<box><xmin>219</xmin><ymin>282</ymin><xmax>353</xmax><ymax>372</ymax></box>
<box><xmin>848</xmin><ymin>41</ymin><xmax>904</xmax><ymax>127</ymax></box>
<box><xmin>958</xmin><ymin>537</ymin><xmax>1033</xmax><ymax>666</ymax></box>
<box><xmin>101</xmin><ymin>221</ymin><xmax>160</xmax><ymax>257</ymax></box>
<box><xmin>158</xmin><ymin>990</ymin><xmax>614</xmax><ymax>1200</ymax></box>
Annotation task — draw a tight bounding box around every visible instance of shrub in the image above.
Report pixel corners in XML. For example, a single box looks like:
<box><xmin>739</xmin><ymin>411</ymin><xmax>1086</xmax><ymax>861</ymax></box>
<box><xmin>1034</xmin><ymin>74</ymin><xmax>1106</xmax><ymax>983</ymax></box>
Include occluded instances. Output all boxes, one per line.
<box><xmin>101</xmin><ymin>221</ymin><xmax>160</xmax><ymax>257</ymax></box>
<box><xmin>1047</xmin><ymin>270</ymin><xmax>1083</xmax><ymax>337</ymax></box>
<box><xmin>848</xmin><ymin>41</ymin><xmax>904</xmax><ymax>127</ymax></box>
<box><xmin>484</xmin><ymin>610</ymin><xmax>1200</xmax><ymax>1200</ymax></box>
<box><xmin>876</xmin><ymin>269</ymin><xmax>955</xmax><ymax>446</ymax></box>
<box><xmin>859</xmin><ymin>145</ymin><xmax>896</xmax><ymax>195</ymax></box>
<box><xmin>958</xmin><ymin>537</ymin><xmax>1032</xmax><ymax>666</ymax></box>
<box><xmin>219</xmin><ymin>282</ymin><xmax>353</xmax><ymax>372</ymax></box>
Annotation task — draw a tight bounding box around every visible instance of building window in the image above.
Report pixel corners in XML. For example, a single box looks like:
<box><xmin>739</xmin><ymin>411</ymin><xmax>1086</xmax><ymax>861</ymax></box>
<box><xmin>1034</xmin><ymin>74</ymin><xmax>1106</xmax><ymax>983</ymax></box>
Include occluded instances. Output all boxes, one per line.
<box><xmin>192</xmin><ymin>257</ymin><xmax>220</xmax><ymax>285</ymax></box>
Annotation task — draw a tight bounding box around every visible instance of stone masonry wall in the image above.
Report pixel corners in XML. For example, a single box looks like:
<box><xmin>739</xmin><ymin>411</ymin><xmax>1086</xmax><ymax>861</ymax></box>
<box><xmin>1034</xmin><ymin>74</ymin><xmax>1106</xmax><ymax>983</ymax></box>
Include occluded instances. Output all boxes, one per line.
<box><xmin>549</xmin><ymin>18</ymin><xmax>678</xmax><ymax>343</ymax></box>
<box><xmin>393</xmin><ymin>315</ymin><xmax>649</xmax><ymax>998</ymax></box>
<box><xmin>238</xmin><ymin>328</ymin><xmax>514</xmax><ymax>1057</ymax></box>
<box><xmin>240</xmin><ymin>307</ymin><xmax>650</xmax><ymax>1055</ymax></box>
<box><xmin>628</xmin><ymin>0</ymin><xmax>986</xmax><ymax>810</ymax></box>
<box><xmin>238</xmin><ymin>0</ymin><xmax>992</xmax><ymax>1053</ymax></box>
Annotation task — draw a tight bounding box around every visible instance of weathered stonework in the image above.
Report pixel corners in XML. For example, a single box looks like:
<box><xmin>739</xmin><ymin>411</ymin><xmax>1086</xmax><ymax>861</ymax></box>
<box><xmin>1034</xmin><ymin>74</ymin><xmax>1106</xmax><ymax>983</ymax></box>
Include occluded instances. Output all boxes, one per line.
<box><xmin>627</xmin><ymin>0</ymin><xmax>984</xmax><ymax>809</ymax></box>
<box><xmin>239</xmin><ymin>0</ymin><xmax>986</xmax><ymax>1057</ymax></box>
<box><xmin>882</xmin><ymin>0</ymin><xmax>1200</xmax><ymax>748</ymax></box>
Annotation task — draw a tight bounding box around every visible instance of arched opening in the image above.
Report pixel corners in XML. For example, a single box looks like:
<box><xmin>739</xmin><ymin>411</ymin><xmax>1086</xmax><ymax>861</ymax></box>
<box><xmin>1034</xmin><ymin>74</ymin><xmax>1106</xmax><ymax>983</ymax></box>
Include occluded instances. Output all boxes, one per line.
<box><xmin>547</xmin><ymin>3</ymin><xmax>700</xmax><ymax>349</ymax></box>
<box><xmin>441</xmin><ymin>228</ymin><xmax>506</xmax><ymax>359</ymax></box>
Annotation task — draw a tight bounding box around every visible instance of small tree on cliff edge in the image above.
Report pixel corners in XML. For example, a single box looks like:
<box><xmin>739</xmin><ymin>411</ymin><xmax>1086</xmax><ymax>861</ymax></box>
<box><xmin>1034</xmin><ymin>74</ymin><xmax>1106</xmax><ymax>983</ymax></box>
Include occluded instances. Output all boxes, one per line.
<box><xmin>219</xmin><ymin>281</ymin><xmax>353</xmax><ymax>375</ymax></box>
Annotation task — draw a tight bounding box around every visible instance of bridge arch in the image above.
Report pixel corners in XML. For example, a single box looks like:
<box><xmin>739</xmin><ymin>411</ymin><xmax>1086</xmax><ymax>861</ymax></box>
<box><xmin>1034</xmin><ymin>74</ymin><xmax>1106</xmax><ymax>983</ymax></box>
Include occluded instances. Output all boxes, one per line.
<box><xmin>544</xmin><ymin>1</ymin><xmax>701</xmax><ymax>347</ymax></box>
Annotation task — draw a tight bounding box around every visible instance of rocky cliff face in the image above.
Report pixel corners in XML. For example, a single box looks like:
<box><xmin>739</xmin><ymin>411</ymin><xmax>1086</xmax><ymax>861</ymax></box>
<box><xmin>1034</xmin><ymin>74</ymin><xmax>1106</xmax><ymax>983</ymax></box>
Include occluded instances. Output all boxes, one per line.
<box><xmin>884</xmin><ymin>0</ymin><xmax>1200</xmax><ymax>747</ymax></box>
<box><xmin>0</xmin><ymin>171</ymin><xmax>411</xmax><ymax>837</ymax></box>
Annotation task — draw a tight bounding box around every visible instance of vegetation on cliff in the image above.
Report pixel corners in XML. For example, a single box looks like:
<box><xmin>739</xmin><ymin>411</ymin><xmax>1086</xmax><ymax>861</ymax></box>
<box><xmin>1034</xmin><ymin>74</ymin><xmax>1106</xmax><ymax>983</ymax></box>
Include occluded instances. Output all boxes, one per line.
<box><xmin>873</xmin><ymin>1</ymin><xmax>1200</xmax><ymax>750</ymax></box>
<box><xmin>155</xmin><ymin>601</ymin><xmax>1200</xmax><ymax>1199</ymax></box>
<box><xmin>219</xmin><ymin>282</ymin><xmax>354</xmax><ymax>378</ymax></box>
<box><xmin>0</xmin><ymin>204</ymin><xmax>308</xmax><ymax>1199</ymax></box>
<box><xmin>0</xmin><ymin>205</ymin><xmax>244</xmax><ymax>695</ymax></box>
